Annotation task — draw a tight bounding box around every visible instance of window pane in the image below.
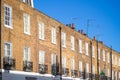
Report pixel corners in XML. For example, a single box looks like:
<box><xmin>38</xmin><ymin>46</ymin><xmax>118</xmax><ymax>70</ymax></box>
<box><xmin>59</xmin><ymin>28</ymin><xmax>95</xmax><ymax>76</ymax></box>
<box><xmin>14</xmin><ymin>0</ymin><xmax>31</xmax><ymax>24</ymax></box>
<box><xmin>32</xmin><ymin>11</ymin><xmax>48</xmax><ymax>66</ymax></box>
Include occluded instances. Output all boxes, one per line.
<box><xmin>4</xmin><ymin>4</ymin><xmax>12</xmax><ymax>28</ymax></box>
<box><xmin>5</xmin><ymin>43</ymin><xmax>12</xmax><ymax>57</ymax></box>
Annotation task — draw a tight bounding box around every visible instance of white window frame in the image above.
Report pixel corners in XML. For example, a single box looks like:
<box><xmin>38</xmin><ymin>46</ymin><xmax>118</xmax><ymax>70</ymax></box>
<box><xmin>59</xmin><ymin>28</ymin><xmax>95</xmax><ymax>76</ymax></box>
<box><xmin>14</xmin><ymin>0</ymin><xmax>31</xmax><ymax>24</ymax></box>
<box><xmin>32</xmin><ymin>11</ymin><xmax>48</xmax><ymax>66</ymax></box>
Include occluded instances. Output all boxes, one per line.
<box><xmin>79</xmin><ymin>61</ymin><xmax>82</xmax><ymax>72</ymax></box>
<box><xmin>86</xmin><ymin>63</ymin><xmax>89</xmax><ymax>73</ymax></box>
<box><xmin>108</xmin><ymin>69</ymin><xmax>110</xmax><ymax>77</ymax></box>
<box><xmin>23</xmin><ymin>13</ymin><xmax>30</xmax><ymax>35</ymax></box>
<box><xmin>108</xmin><ymin>52</ymin><xmax>110</xmax><ymax>63</ymax></box>
<box><xmin>92</xmin><ymin>46</ymin><xmax>95</xmax><ymax>58</ymax></box>
<box><xmin>119</xmin><ymin>72</ymin><xmax>120</xmax><ymax>79</ymax></box>
<box><xmin>119</xmin><ymin>58</ymin><xmax>120</xmax><ymax>66</ymax></box>
<box><xmin>98</xmin><ymin>48</ymin><xmax>100</xmax><ymax>60</ymax></box>
<box><xmin>112</xmin><ymin>70</ymin><xmax>114</xmax><ymax>80</ymax></box>
<box><xmin>51</xmin><ymin>54</ymin><xmax>56</xmax><ymax>65</ymax></box>
<box><xmin>24</xmin><ymin>46</ymin><xmax>30</xmax><ymax>61</ymax></box>
<box><xmin>39</xmin><ymin>50</ymin><xmax>45</xmax><ymax>64</ymax></box>
<box><xmin>71</xmin><ymin>36</ymin><xmax>75</xmax><ymax>51</ymax></box>
<box><xmin>99</xmin><ymin>67</ymin><xmax>100</xmax><ymax>74</ymax></box>
<box><xmin>4</xmin><ymin>42</ymin><xmax>12</xmax><ymax>57</ymax></box>
<box><xmin>22</xmin><ymin>0</ymin><xmax>34</xmax><ymax>8</ymax></box>
<box><xmin>86</xmin><ymin>42</ymin><xmax>89</xmax><ymax>56</ymax></box>
<box><xmin>112</xmin><ymin>55</ymin><xmax>114</xmax><ymax>64</ymax></box>
<box><xmin>4</xmin><ymin>4</ymin><xmax>12</xmax><ymax>29</ymax></box>
<box><xmin>92</xmin><ymin>65</ymin><xmax>95</xmax><ymax>74</ymax></box>
<box><xmin>61</xmin><ymin>32</ymin><xmax>66</xmax><ymax>48</ymax></box>
<box><xmin>79</xmin><ymin>39</ymin><xmax>82</xmax><ymax>53</ymax></box>
<box><xmin>51</xmin><ymin>27</ymin><xmax>56</xmax><ymax>44</ymax></box>
<box><xmin>71</xmin><ymin>58</ymin><xmax>75</xmax><ymax>70</ymax></box>
<box><xmin>62</xmin><ymin>57</ymin><xmax>66</xmax><ymax>68</ymax></box>
<box><xmin>103</xmin><ymin>50</ymin><xmax>105</xmax><ymax>61</ymax></box>
<box><xmin>115</xmin><ymin>56</ymin><xmax>117</xmax><ymax>65</ymax></box>
<box><xmin>38</xmin><ymin>22</ymin><xmax>45</xmax><ymax>40</ymax></box>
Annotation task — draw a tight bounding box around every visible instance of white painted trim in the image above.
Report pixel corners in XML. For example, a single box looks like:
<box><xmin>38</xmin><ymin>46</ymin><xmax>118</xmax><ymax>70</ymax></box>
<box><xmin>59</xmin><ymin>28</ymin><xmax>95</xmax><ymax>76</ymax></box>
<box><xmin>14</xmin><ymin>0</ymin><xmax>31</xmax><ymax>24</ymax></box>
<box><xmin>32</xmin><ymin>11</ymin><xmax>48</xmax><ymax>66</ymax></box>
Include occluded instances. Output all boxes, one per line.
<box><xmin>31</xmin><ymin>0</ymin><xmax>34</xmax><ymax>8</ymax></box>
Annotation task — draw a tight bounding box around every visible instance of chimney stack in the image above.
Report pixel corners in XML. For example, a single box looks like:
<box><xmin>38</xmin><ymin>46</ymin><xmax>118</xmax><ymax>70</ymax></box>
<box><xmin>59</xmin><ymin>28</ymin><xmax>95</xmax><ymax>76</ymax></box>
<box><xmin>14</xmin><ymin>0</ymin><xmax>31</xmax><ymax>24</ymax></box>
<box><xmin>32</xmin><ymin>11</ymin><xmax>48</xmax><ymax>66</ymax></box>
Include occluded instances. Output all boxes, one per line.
<box><xmin>78</xmin><ymin>30</ymin><xmax>81</xmax><ymax>33</ymax></box>
<box><xmin>70</xmin><ymin>23</ymin><xmax>75</xmax><ymax>29</ymax></box>
<box><xmin>93</xmin><ymin>36</ymin><xmax>96</xmax><ymax>40</ymax></box>
<box><xmin>81</xmin><ymin>29</ymin><xmax>84</xmax><ymax>34</ymax></box>
<box><xmin>99</xmin><ymin>41</ymin><xmax>103</xmax><ymax>44</ymax></box>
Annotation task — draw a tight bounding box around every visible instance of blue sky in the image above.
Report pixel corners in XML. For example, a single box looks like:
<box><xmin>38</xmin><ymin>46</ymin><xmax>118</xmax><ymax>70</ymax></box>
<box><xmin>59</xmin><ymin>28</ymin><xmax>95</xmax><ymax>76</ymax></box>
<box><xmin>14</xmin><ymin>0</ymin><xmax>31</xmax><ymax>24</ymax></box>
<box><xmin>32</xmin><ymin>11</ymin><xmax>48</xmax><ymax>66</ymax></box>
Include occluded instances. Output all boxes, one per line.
<box><xmin>34</xmin><ymin>0</ymin><xmax>120</xmax><ymax>52</ymax></box>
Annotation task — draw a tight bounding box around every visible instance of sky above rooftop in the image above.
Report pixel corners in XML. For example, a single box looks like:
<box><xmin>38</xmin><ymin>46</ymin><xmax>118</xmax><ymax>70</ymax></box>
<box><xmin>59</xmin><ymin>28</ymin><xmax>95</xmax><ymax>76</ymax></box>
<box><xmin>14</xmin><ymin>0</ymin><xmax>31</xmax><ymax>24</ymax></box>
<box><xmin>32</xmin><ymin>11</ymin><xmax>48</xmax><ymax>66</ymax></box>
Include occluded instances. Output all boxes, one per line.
<box><xmin>34</xmin><ymin>0</ymin><xmax>120</xmax><ymax>52</ymax></box>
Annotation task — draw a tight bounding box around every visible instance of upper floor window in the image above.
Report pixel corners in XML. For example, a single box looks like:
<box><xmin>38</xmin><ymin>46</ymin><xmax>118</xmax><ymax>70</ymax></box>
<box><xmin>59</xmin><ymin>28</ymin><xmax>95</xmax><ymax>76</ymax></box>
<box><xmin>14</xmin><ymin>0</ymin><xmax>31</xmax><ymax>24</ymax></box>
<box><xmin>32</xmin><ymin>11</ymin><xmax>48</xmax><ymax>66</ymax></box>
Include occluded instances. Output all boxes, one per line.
<box><xmin>99</xmin><ymin>67</ymin><xmax>100</xmax><ymax>74</ymax></box>
<box><xmin>79</xmin><ymin>61</ymin><xmax>82</xmax><ymax>72</ymax></box>
<box><xmin>92</xmin><ymin>65</ymin><xmax>95</xmax><ymax>74</ymax></box>
<box><xmin>115</xmin><ymin>56</ymin><xmax>117</xmax><ymax>65</ymax></box>
<box><xmin>39</xmin><ymin>50</ymin><xmax>45</xmax><ymax>64</ymax></box>
<box><xmin>79</xmin><ymin>39</ymin><xmax>82</xmax><ymax>53</ymax></box>
<box><xmin>23</xmin><ymin>13</ymin><xmax>30</xmax><ymax>35</ymax></box>
<box><xmin>4</xmin><ymin>42</ymin><xmax>12</xmax><ymax>57</ymax></box>
<box><xmin>61</xmin><ymin>32</ymin><xmax>66</xmax><ymax>48</ymax></box>
<box><xmin>98</xmin><ymin>48</ymin><xmax>100</xmax><ymax>60</ymax></box>
<box><xmin>22</xmin><ymin>0</ymin><xmax>34</xmax><ymax>7</ymax></box>
<box><xmin>86</xmin><ymin>63</ymin><xmax>89</xmax><ymax>73</ymax></box>
<box><xmin>24</xmin><ymin>46</ymin><xmax>30</xmax><ymax>61</ymax></box>
<box><xmin>107</xmin><ymin>52</ymin><xmax>110</xmax><ymax>63</ymax></box>
<box><xmin>4</xmin><ymin>4</ymin><xmax>12</xmax><ymax>28</ymax></box>
<box><xmin>112</xmin><ymin>70</ymin><xmax>114</xmax><ymax>80</ymax></box>
<box><xmin>119</xmin><ymin>58</ymin><xmax>120</xmax><ymax>66</ymax></box>
<box><xmin>112</xmin><ymin>55</ymin><xmax>114</xmax><ymax>64</ymax></box>
<box><xmin>85</xmin><ymin>42</ymin><xmax>89</xmax><ymax>56</ymax></box>
<box><xmin>51</xmin><ymin>54</ymin><xmax>56</xmax><ymax>65</ymax></box>
<box><xmin>118</xmin><ymin>72</ymin><xmax>120</xmax><ymax>79</ymax></box>
<box><xmin>92</xmin><ymin>46</ymin><xmax>95</xmax><ymax>58</ymax></box>
<box><xmin>62</xmin><ymin>57</ymin><xmax>66</xmax><ymax>68</ymax></box>
<box><xmin>38</xmin><ymin>22</ymin><xmax>44</xmax><ymax>40</ymax></box>
<box><xmin>71</xmin><ymin>36</ymin><xmax>75</xmax><ymax>51</ymax></box>
<box><xmin>51</xmin><ymin>27</ymin><xmax>56</xmax><ymax>44</ymax></box>
<box><xmin>103</xmin><ymin>50</ymin><xmax>105</xmax><ymax>61</ymax></box>
<box><xmin>108</xmin><ymin>69</ymin><xmax>110</xmax><ymax>77</ymax></box>
<box><xmin>71</xmin><ymin>58</ymin><xmax>75</xmax><ymax>70</ymax></box>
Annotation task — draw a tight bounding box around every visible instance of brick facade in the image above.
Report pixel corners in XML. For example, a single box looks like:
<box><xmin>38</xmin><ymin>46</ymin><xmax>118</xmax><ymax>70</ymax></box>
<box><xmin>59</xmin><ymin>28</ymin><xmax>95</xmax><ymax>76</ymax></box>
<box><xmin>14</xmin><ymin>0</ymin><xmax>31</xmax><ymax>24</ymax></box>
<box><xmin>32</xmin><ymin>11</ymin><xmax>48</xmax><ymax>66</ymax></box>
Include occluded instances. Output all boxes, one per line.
<box><xmin>1</xmin><ymin>0</ymin><xmax>120</xmax><ymax>80</ymax></box>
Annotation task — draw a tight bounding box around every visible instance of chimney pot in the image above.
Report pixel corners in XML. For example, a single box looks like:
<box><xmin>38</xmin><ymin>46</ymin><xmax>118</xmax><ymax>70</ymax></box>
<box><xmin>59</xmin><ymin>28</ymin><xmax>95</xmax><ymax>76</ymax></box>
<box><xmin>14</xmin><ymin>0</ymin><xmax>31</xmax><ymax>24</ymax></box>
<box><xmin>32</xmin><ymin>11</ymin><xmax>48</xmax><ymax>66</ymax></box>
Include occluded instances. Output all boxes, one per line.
<box><xmin>94</xmin><ymin>36</ymin><xmax>96</xmax><ymax>40</ymax></box>
<box><xmin>99</xmin><ymin>41</ymin><xmax>103</xmax><ymax>44</ymax></box>
<box><xmin>66</xmin><ymin>24</ymin><xmax>69</xmax><ymax>26</ymax></box>
<box><xmin>78</xmin><ymin>30</ymin><xmax>81</xmax><ymax>33</ymax></box>
<box><xmin>81</xmin><ymin>30</ymin><xmax>84</xmax><ymax>34</ymax></box>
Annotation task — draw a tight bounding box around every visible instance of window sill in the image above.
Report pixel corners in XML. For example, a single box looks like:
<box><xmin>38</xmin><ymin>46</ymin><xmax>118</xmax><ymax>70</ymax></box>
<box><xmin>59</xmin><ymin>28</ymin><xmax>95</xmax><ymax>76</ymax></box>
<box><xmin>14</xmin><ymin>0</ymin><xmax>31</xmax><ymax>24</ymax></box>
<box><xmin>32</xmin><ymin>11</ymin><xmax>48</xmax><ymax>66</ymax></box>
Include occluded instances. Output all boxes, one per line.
<box><xmin>24</xmin><ymin>32</ymin><xmax>31</xmax><ymax>35</ymax></box>
<box><xmin>39</xmin><ymin>38</ymin><xmax>45</xmax><ymax>41</ymax></box>
<box><xmin>5</xmin><ymin>25</ymin><xmax>13</xmax><ymax>29</ymax></box>
<box><xmin>52</xmin><ymin>42</ymin><xmax>57</xmax><ymax>45</ymax></box>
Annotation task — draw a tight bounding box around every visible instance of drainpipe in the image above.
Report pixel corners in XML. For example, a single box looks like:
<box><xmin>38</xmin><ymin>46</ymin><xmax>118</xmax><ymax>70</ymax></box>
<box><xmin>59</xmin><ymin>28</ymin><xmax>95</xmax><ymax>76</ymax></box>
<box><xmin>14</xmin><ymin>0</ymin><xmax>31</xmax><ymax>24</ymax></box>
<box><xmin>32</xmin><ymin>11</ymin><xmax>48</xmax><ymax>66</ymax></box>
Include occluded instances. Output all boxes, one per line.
<box><xmin>97</xmin><ymin>40</ymin><xmax>99</xmax><ymax>80</ymax></box>
<box><xmin>110</xmin><ymin>46</ymin><xmax>112</xmax><ymax>80</ymax></box>
<box><xmin>0</xmin><ymin>0</ymin><xmax>2</xmax><ymax>80</ymax></box>
<box><xmin>59</xmin><ymin>26</ymin><xmax>62</xmax><ymax>80</ymax></box>
<box><xmin>0</xmin><ymin>0</ymin><xmax>2</xmax><ymax>70</ymax></box>
<box><xmin>90</xmin><ymin>41</ymin><xmax>92</xmax><ymax>80</ymax></box>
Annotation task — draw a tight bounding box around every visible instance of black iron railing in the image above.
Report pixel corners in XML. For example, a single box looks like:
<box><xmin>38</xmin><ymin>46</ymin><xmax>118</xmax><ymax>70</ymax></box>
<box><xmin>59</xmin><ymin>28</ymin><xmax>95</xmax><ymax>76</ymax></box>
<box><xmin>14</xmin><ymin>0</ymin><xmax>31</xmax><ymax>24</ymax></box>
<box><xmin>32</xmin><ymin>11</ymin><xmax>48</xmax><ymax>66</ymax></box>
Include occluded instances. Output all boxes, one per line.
<box><xmin>71</xmin><ymin>70</ymin><xmax>78</xmax><ymax>77</ymax></box>
<box><xmin>51</xmin><ymin>64</ymin><xmax>59</xmax><ymax>76</ymax></box>
<box><xmin>62</xmin><ymin>68</ymin><xmax>69</xmax><ymax>76</ymax></box>
<box><xmin>23</xmin><ymin>61</ymin><xmax>33</xmax><ymax>72</ymax></box>
<box><xmin>39</xmin><ymin>64</ymin><xmax>48</xmax><ymax>74</ymax></box>
<box><xmin>3</xmin><ymin>56</ymin><xmax>15</xmax><ymax>70</ymax></box>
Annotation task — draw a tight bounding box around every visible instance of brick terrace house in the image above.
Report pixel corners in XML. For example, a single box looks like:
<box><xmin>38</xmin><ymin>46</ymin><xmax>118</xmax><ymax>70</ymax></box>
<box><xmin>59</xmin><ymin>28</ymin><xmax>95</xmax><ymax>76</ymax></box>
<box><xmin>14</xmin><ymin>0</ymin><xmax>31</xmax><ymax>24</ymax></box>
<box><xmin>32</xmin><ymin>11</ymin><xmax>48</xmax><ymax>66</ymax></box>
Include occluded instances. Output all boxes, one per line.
<box><xmin>0</xmin><ymin>0</ymin><xmax>120</xmax><ymax>80</ymax></box>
